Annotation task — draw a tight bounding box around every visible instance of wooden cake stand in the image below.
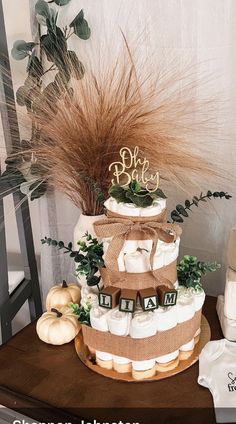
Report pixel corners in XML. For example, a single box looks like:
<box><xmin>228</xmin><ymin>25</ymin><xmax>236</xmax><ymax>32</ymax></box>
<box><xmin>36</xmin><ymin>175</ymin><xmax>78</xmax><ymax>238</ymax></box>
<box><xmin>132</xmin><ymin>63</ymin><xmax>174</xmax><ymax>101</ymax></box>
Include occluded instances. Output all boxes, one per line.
<box><xmin>74</xmin><ymin>315</ymin><xmax>210</xmax><ymax>382</ymax></box>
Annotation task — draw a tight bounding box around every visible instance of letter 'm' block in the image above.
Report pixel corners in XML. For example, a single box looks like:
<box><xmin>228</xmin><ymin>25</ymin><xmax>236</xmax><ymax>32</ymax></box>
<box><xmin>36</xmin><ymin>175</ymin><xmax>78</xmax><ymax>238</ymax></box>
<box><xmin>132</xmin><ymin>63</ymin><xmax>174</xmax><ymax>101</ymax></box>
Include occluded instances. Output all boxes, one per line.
<box><xmin>139</xmin><ymin>288</ymin><xmax>158</xmax><ymax>311</ymax></box>
<box><xmin>156</xmin><ymin>285</ymin><xmax>177</xmax><ymax>307</ymax></box>
<box><xmin>99</xmin><ymin>286</ymin><xmax>121</xmax><ymax>309</ymax></box>
<box><xmin>119</xmin><ymin>289</ymin><xmax>137</xmax><ymax>313</ymax></box>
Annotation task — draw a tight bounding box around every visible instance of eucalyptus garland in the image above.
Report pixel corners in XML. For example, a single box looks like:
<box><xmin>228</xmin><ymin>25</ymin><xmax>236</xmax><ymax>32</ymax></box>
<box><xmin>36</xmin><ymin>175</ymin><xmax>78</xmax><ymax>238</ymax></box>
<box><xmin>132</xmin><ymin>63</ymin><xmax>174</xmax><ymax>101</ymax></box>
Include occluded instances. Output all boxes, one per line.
<box><xmin>171</xmin><ymin>190</ymin><xmax>232</xmax><ymax>223</ymax></box>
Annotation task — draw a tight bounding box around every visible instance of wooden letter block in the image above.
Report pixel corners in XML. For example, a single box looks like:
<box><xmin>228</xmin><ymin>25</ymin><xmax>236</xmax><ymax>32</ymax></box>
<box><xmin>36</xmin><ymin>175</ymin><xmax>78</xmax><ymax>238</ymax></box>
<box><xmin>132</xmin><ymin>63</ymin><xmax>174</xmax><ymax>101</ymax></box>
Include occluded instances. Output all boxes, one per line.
<box><xmin>99</xmin><ymin>286</ymin><xmax>121</xmax><ymax>309</ymax></box>
<box><xmin>119</xmin><ymin>289</ymin><xmax>137</xmax><ymax>313</ymax></box>
<box><xmin>139</xmin><ymin>288</ymin><xmax>158</xmax><ymax>311</ymax></box>
<box><xmin>156</xmin><ymin>285</ymin><xmax>177</xmax><ymax>307</ymax></box>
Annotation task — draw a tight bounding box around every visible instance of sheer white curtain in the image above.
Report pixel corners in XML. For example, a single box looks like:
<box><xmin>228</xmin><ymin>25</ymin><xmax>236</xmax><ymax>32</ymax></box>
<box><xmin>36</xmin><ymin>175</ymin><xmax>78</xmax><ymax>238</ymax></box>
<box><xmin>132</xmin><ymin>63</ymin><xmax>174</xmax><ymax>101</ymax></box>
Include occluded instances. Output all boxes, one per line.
<box><xmin>26</xmin><ymin>0</ymin><xmax>236</xmax><ymax>301</ymax></box>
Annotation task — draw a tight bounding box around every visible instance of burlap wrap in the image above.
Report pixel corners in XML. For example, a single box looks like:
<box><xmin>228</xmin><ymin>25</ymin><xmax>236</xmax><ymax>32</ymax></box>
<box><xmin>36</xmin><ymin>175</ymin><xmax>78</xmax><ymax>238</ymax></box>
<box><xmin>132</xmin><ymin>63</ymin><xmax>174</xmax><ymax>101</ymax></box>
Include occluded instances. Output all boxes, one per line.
<box><xmin>100</xmin><ymin>260</ymin><xmax>177</xmax><ymax>290</ymax></box>
<box><xmin>82</xmin><ymin>310</ymin><xmax>201</xmax><ymax>360</ymax></box>
<box><xmin>94</xmin><ymin>217</ymin><xmax>182</xmax><ymax>289</ymax></box>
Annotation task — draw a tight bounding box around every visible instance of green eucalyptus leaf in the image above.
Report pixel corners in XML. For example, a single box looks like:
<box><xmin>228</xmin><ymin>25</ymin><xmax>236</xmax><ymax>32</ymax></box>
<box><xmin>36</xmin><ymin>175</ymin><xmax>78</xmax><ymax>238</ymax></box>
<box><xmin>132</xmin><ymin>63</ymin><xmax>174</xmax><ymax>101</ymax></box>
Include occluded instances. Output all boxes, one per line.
<box><xmin>152</xmin><ymin>188</ymin><xmax>167</xmax><ymax>199</ymax></box>
<box><xmin>11</xmin><ymin>40</ymin><xmax>35</xmax><ymax>60</ymax></box>
<box><xmin>176</xmin><ymin>204</ymin><xmax>188</xmax><ymax>217</ymax></box>
<box><xmin>69</xmin><ymin>9</ymin><xmax>91</xmax><ymax>40</ymax></box>
<box><xmin>16</xmin><ymin>86</ymin><xmax>29</xmax><ymax>106</ymax></box>
<box><xmin>129</xmin><ymin>179</ymin><xmax>141</xmax><ymax>193</ymax></box>
<box><xmin>54</xmin><ymin>0</ymin><xmax>71</xmax><ymax>4</ymax></box>
<box><xmin>185</xmin><ymin>199</ymin><xmax>191</xmax><ymax>208</ymax></box>
<box><xmin>170</xmin><ymin>210</ymin><xmax>184</xmax><ymax>223</ymax></box>
<box><xmin>35</xmin><ymin>0</ymin><xmax>54</xmax><ymax>25</ymax></box>
<box><xmin>125</xmin><ymin>191</ymin><xmax>153</xmax><ymax>207</ymax></box>
<box><xmin>109</xmin><ymin>185</ymin><xmax>128</xmax><ymax>203</ymax></box>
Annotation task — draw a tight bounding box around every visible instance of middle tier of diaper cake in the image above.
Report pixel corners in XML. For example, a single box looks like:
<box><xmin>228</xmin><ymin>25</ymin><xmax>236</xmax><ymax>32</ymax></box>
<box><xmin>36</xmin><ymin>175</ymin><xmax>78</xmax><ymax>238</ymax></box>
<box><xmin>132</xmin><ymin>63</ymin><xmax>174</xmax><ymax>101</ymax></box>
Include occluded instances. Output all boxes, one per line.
<box><xmin>81</xmin><ymin>196</ymin><xmax>205</xmax><ymax>381</ymax></box>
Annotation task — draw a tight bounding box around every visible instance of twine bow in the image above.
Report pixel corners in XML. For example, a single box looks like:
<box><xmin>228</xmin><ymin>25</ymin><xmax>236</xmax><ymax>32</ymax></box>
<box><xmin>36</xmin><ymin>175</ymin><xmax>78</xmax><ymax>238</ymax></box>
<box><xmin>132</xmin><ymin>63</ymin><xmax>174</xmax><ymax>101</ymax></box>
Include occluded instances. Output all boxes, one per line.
<box><xmin>94</xmin><ymin>217</ymin><xmax>182</xmax><ymax>288</ymax></box>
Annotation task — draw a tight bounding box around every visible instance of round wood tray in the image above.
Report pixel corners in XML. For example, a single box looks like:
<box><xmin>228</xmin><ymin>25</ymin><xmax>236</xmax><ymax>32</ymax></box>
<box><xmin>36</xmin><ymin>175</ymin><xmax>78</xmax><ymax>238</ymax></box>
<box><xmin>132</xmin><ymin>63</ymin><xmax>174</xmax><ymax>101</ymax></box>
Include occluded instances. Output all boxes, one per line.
<box><xmin>74</xmin><ymin>315</ymin><xmax>210</xmax><ymax>382</ymax></box>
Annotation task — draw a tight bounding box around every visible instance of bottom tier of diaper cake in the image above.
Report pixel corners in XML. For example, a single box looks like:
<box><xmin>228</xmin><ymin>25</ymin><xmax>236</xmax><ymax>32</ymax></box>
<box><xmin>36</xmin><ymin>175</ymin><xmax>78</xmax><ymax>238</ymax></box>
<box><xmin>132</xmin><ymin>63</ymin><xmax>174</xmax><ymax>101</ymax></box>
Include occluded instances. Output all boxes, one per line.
<box><xmin>81</xmin><ymin>286</ymin><xmax>204</xmax><ymax>381</ymax></box>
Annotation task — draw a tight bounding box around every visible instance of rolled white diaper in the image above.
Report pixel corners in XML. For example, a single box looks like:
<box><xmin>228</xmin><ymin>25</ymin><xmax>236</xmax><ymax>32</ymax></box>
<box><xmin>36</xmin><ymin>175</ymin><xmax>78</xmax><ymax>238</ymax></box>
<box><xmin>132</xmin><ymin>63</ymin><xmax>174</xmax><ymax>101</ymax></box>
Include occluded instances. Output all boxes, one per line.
<box><xmin>124</xmin><ymin>250</ymin><xmax>150</xmax><ymax>273</ymax></box>
<box><xmin>104</xmin><ymin>198</ymin><xmax>118</xmax><ymax>213</ymax></box>
<box><xmin>96</xmin><ymin>350</ymin><xmax>113</xmax><ymax>361</ymax></box>
<box><xmin>130</xmin><ymin>311</ymin><xmax>156</xmax><ymax>338</ymax></box>
<box><xmin>176</xmin><ymin>287</ymin><xmax>195</xmax><ymax>323</ymax></box>
<box><xmin>153</xmin><ymin>250</ymin><xmax>165</xmax><ymax>269</ymax></box>
<box><xmin>156</xmin><ymin>350</ymin><xmax>179</xmax><ymax>364</ymax></box>
<box><xmin>122</xmin><ymin>240</ymin><xmax>139</xmax><ymax>253</ymax></box>
<box><xmin>113</xmin><ymin>354</ymin><xmax>131</xmax><ymax>365</ymax></box>
<box><xmin>107</xmin><ymin>308</ymin><xmax>131</xmax><ymax>336</ymax></box>
<box><xmin>132</xmin><ymin>358</ymin><xmax>156</xmax><ymax>371</ymax></box>
<box><xmin>90</xmin><ymin>306</ymin><xmax>110</xmax><ymax>332</ymax></box>
<box><xmin>191</xmin><ymin>288</ymin><xmax>206</xmax><ymax>312</ymax></box>
<box><xmin>180</xmin><ymin>338</ymin><xmax>195</xmax><ymax>352</ymax></box>
<box><xmin>138</xmin><ymin>239</ymin><xmax>153</xmax><ymax>252</ymax></box>
<box><xmin>139</xmin><ymin>199</ymin><xmax>166</xmax><ymax>217</ymax></box>
<box><xmin>116</xmin><ymin>202</ymin><xmax>140</xmax><ymax>217</ymax></box>
<box><xmin>154</xmin><ymin>305</ymin><xmax>177</xmax><ymax>331</ymax></box>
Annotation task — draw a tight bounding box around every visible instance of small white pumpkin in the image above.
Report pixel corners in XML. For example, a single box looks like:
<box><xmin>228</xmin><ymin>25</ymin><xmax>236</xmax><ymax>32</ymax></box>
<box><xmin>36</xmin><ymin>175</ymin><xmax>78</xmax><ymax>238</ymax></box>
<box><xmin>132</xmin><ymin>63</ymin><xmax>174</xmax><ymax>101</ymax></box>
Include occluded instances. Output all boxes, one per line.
<box><xmin>46</xmin><ymin>280</ymin><xmax>81</xmax><ymax>311</ymax></box>
<box><xmin>36</xmin><ymin>306</ymin><xmax>80</xmax><ymax>345</ymax></box>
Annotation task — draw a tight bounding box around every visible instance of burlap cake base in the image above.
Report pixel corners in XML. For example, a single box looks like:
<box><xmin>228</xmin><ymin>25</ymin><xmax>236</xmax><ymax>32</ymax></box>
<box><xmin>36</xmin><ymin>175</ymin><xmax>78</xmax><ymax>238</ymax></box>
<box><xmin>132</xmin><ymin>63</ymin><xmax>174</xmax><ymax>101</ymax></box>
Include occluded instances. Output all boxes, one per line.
<box><xmin>82</xmin><ymin>310</ymin><xmax>201</xmax><ymax>361</ymax></box>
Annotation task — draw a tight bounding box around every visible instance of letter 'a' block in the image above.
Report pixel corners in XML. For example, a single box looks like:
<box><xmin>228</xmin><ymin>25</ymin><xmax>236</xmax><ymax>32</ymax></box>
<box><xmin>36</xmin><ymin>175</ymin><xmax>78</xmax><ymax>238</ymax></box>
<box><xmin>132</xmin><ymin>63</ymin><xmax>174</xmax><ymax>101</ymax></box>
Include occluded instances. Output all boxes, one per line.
<box><xmin>139</xmin><ymin>288</ymin><xmax>158</xmax><ymax>311</ymax></box>
<box><xmin>156</xmin><ymin>285</ymin><xmax>177</xmax><ymax>307</ymax></box>
<box><xmin>119</xmin><ymin>289</ymin><xmax>137</xmax><ymax>313</ymax></box>
<box><xmin>99</xmin><ymin>286</ymin><xmax>121</xmax><ymax>309</ymax></box>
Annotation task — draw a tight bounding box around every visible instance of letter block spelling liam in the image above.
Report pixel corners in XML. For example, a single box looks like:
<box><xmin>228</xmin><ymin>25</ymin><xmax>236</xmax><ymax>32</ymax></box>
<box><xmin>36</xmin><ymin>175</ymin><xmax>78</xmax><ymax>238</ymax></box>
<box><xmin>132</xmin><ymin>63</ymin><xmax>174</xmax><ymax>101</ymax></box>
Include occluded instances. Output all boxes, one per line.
<box><xmin>156</xmin><ymin>285</ymin><xmax>177</xmax><ymax>307</ymax></box>
<box><xmin>139</xmin><ymin>288</ymin><xmax>158</xmax><ymax>311</ymax></box>
<box><xmin>119</xmin><ymin>289</ymin><xmax>138</xmax><ymax>313</ymax></box>
<box><xmin>99</xmin><ymin>286</ymin><xmax>121</xmax><ymax>309</ymax></box>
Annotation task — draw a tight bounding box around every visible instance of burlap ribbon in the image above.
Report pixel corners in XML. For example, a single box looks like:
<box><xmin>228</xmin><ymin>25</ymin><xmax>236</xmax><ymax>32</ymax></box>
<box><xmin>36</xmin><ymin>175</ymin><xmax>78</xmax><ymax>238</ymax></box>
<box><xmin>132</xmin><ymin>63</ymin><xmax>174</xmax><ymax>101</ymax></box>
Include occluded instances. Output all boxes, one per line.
<box><xmin>82</xmin><ymin>310</ymin><xmax>202</xmax><ymax>360</ymax></box>
<box><xmin>94</xmin><ymin>217</ymin><xmax>182</xmax><ymax>288</ymax></box>
<box><xmin>106</xmin><ymin>208</ymin><xmax>168</xmax><ymax>223</ymax></box>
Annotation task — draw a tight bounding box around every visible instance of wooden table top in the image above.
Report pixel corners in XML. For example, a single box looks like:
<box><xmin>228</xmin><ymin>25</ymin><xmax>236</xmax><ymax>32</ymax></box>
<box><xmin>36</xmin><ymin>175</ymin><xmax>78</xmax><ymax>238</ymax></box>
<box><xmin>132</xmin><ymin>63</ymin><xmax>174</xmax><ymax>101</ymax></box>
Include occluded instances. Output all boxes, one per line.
<box><xmin>0</xmin><ymin>296</ymin><xmax>222</xmax><ymax>424</ymax></box>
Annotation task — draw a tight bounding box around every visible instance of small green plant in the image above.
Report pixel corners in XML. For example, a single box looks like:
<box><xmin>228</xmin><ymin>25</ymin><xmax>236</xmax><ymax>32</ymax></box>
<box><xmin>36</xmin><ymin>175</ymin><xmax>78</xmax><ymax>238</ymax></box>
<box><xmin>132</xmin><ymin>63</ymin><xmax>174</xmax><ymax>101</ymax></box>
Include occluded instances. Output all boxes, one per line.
<box><xmin>177</xmin><ymin>255</ymin><xmax>221</xmax><ymax>290</ymax></box>
<box><xmin>171</xmin><ymin>190</ymin><xmax>232</xmax><ymax>223</ymax></box>
<box><xmin>70</xmin><ymin>302</ymin><xmax>91</xmax><ymax>326</ymax></box>
<box><xmin>109</xmin><ymin>179</ymin><xmax>166</xmax><ymax>207</ymax></box>
<box><xmin>41</xmin><ymin>232</ymin><xmax>104</xmax><ymax>288</ymax></box>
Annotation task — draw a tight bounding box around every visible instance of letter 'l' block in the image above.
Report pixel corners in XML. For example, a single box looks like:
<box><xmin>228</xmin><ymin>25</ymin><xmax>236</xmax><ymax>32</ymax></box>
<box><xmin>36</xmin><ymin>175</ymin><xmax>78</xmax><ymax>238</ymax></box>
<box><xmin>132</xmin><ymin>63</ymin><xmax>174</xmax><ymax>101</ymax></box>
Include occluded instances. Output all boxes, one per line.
<box><xmin>156</xmin><ymin>285</ymin><xmax>177</xmax><ymax>307</ymax></box>
<box><xmin>119</xmin><ymin>289</ymin><xmax>137</xmax><ymax>313</ymax></box>
<box><xmin>139</xmin><ymin>288</ymin><xmax>158</xmax><ymax>311</ymax></box>
<box><xmin>98</xmin><ymin>286</ymin><xmax>121</xmax><ymax>309</ymax></box>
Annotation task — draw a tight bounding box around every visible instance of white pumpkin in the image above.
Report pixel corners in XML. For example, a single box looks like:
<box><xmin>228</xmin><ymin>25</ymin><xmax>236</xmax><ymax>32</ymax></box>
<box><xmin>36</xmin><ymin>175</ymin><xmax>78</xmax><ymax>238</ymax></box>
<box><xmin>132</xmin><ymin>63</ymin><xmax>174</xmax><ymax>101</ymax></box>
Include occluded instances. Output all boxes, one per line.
<box><xmin>36</xmin><ymin>307</ymin><xmax>80</xmax><ymax>345</ymax></box>
<box><xmin>46</xmin><ymin>280</ymin><xmax>81</xmax><ymax>311</ymax></box>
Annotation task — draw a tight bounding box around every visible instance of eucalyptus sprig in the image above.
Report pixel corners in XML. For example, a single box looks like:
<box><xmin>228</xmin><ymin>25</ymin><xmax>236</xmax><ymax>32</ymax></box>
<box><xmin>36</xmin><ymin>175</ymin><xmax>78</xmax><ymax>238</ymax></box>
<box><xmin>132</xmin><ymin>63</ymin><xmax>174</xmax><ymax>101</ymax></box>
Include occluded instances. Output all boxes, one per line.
<box><xmin>70</xmin><ymin>302</ymin><xmax>91</xmax><ymax>326</ymax></box>
<box><xmin>177</xmin><ymin>255</ymin><xmax>221</xmax><ymax>290</ymax></box>
<box><xmin>171</xmin><ymin>190</ymin><xmax>232</xmax><ymax>223</ymax></box>
<box><xmin>109</xmin><ymin>179</ymin><xmax>166</xmax><ymax>208</ymax></box>
<box><xmin>41</xmin><ymin>232</ymin><xmax>104</xmax><ymax>288</ymax></box>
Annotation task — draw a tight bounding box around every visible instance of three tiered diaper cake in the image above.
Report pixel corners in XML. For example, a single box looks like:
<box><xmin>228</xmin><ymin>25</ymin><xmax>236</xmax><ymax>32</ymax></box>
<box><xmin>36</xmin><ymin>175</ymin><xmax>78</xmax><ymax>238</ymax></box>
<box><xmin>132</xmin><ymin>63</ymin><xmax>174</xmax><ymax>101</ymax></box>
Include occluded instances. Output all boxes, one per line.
<box><xmin>80</xmin><ymin>147</ymin><xmax>205</xmax><ymax>381</ymax></box>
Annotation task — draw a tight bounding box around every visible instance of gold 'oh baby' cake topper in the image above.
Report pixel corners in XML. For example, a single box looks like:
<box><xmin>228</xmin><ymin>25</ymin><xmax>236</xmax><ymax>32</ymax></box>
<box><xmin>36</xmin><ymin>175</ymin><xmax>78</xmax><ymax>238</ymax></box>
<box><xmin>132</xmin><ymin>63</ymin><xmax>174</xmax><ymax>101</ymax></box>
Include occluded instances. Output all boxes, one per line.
<box><xmin>109</xmin><ymin>146</ymin><xmax>159</xmax><ymax>192</ymax></box>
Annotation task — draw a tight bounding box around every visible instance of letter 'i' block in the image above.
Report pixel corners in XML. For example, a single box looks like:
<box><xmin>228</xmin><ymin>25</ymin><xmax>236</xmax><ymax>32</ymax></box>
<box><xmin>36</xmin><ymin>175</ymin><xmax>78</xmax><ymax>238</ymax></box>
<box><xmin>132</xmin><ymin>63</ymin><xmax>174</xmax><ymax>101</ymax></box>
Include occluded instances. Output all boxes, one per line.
<box><xmin>99</xmin><ymin>286</ymin><xmax>121</xmax><ymax>309</ymax></box>
<box><xmin>156</xmin><ymin>285</ymin><xmax>177</xmax><ymax>307</ymax></box>
<box><xmin>139</xmin><ymin>288</ymin><xmax>158</xmax><ymax>311</ymax></box>
<box><xmin>119</xmin><ymin>289</ymin><xmax>137</xmax><ymax>313</ymax></box>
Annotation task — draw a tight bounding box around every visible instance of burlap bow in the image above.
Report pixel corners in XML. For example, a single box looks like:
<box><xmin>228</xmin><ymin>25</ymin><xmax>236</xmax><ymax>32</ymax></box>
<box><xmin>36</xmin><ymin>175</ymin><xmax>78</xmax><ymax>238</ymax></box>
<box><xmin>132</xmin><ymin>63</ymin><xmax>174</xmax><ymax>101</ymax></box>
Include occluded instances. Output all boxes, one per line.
<box><xmin>94</xmin><ymin>217</ymin><xmax>182</xmax><ymax>288</ymax></box>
